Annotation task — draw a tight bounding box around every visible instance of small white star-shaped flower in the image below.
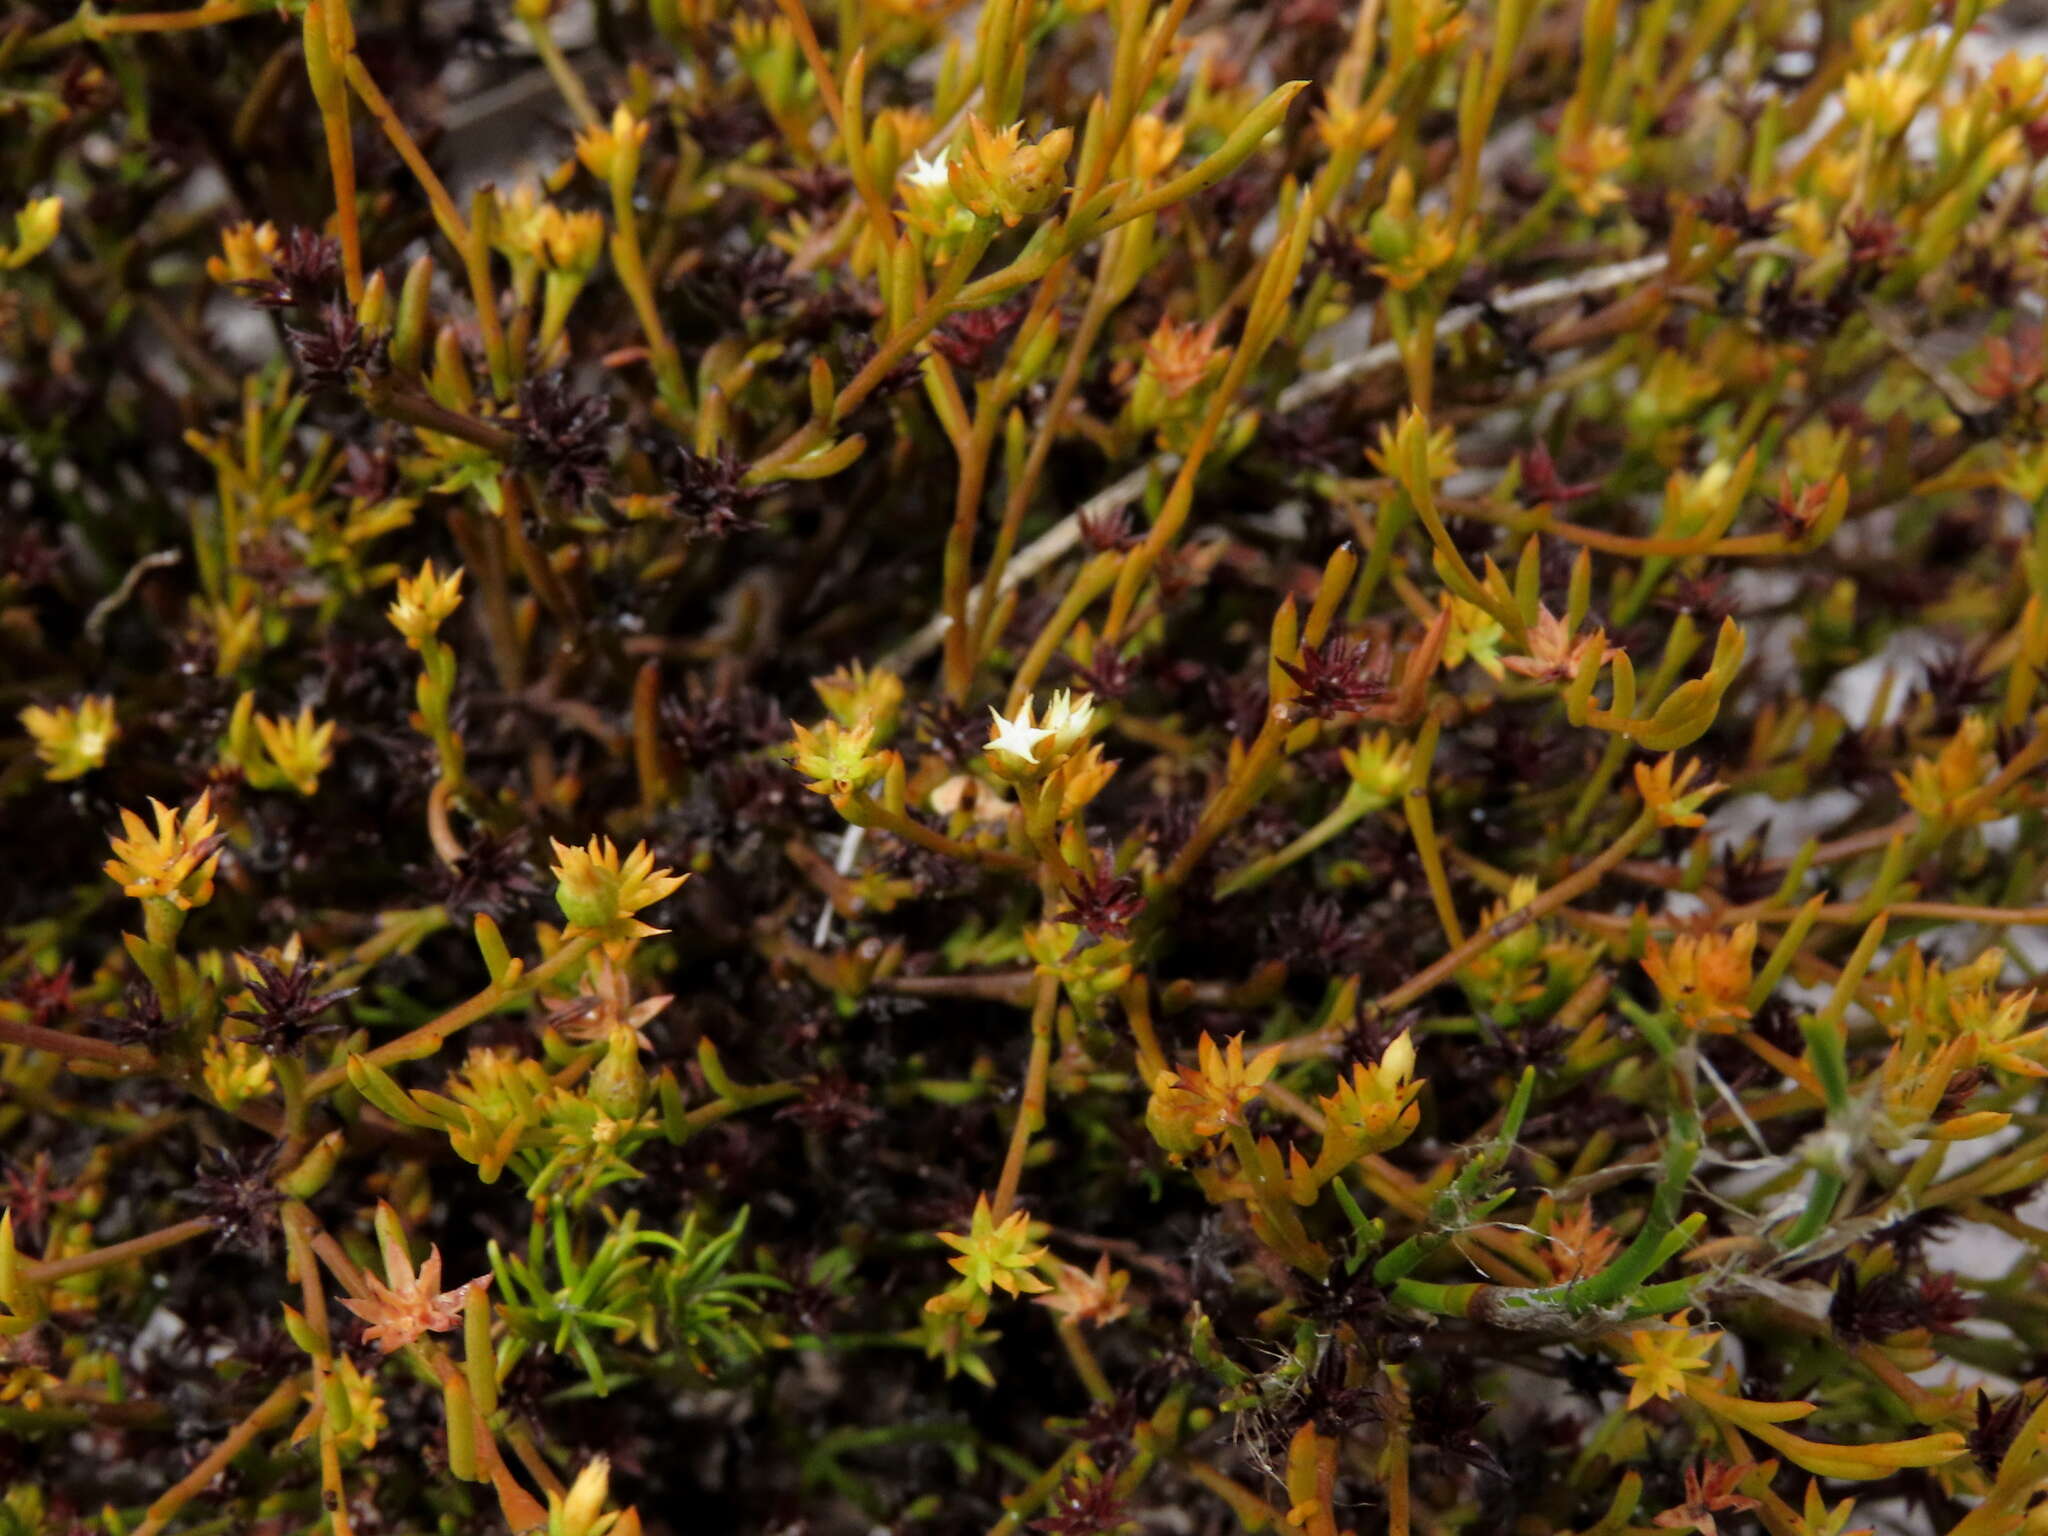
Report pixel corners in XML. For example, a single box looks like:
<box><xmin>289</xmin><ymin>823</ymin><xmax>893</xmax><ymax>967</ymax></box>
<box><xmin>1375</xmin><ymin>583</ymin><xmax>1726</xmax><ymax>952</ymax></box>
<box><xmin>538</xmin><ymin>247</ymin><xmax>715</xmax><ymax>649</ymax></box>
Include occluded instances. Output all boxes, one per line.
<box><xmin>986</xmin><ymin>705</ymin><xmax>1053</xmax><ymax>767</ymax></box>
<box><xmin>902</xmin><ymin>149</ymin><xmax>952</xmax><ymax>191</ymax></box>
<box><xmin>1040</xmin><ymin>688</ymin><xmax>1095</xmax><ymax>748</ymax></box>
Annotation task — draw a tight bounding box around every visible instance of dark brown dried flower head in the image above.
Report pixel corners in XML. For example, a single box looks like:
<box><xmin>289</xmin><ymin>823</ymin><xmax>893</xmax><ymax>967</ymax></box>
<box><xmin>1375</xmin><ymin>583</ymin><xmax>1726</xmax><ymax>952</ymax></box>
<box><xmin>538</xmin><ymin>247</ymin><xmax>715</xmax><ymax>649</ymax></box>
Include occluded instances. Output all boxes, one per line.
<box><xmin>1077</xmin><ymin>503</ymin><xmax>1138</xmax><ymax>553</ymax></box>
<box><xmin>1844</xmin><ymin>213</ymin><xmax>1902</xmax><ymax>271</ymax></box>
<box><xmin>430</xmin><ymin>830</ymin><xmax>541</xmax><ymax>920</ymax></box>
<box><xmin>1054</xmin><ymin>861</ymin><xmax>1145</xmax><ymax>940</ymax></box>
<box><xmin>1275</xmin><ymin>635</ymin><xmax>1389</xmax><ymax>721</ymax></box>
<box><xmin>1694</xmin><ymin>185</ymin><xmax>1784</xmax><ymax>240</ymax></box>
<box><xmin>0</xmin><ymin>1154</ymin><xmax>77</xmax><ymax>1248</ymax></box>
<box><xmin>685</xmin><ymin>246</ymin><xmax>796</xmax><ymax>319</ymax></box>
<box><xmin>1657</xmin><ymin>573</ymin><xmax>1740</xmax><ymax>624</ymax></box>
<box><xmin>513</xmin><ymin>371</ymin><xmax>612</xmax><ymax>504</ymax></box>
<box><xmin>775</xmin><ymin>1070</ymin><xmax>877</xmax><ymax>1134</ymax></box>
<box><xmin>655</xmin><ymin>443</ymin><xmax>765</xmax><ymax>539</ymax></box>
<box><xmin>226</xmin><ymin>949</ymin><xmax>358</xmax><ymax>1055</ymax></box>
<box><xmin>1031</xmin><ymin>1473</ymin><xmax>1127</xmax><ymax>1536</ymax></box>
<box><xmin>837</xmin><ymin>334</ymin><xmax>923</xmax><ymax>399</ymax></box>
<box><xmin>1518</xmin><ymin>443</ymin><xmax>1601</xmax><ymax>506</ymax></box>
<box><xmin>1</xmin><ymin>524</ymin><xmax>65</xmax><ymax>589</ymax></box>
<box><xmin>234</xmin><ymin>227</ymin><xmax>341</xmax><ymax>310</ymax></box>
<box><xmin>1970</xmin><ymin>1387</ymin><xmax>2038</xmax><ymax>1474</ymax></box>
<box><xmin>288</xmin><ymin>305</ymin><xmax>385</xmax><ymax>388</ymax></box>
<box><xmin>335</xmin><ymin>443</ymin><xmax>399</xmax><ymax>504</ymax></box>
<box><xmin>929</xmin><ymin>296</ymin><xmax>1031</xmax><ymax>375</ymax></box>
<box><xmin>1828</xmin><ymin>1264</ymin><xmax>1924</xmax><ymax>1344</ymax></box>
<box><xmin>1407</xmin><ymin>1365</ymin><xmax>1501</xmax><ymax>1478</ymax></box>
<box><xmin>179</xmin><ymin>1144</ymin><xmax>285</xmax><ymax>1257</ymax></box>
<box><xmin>105</xmin><ymin>981</ymin><xmax>174</xmax><ymax>1049</ymax></box>
<box><xmin>1064</xmin><ymin>646</ymin><xmax>1138</xmax><ymax>701</ymax></box>
<box><xmin>10</xmin><ymin>962</ymin><xmax>75</xmax><ymax>1030</ymax></box>
<box><xmin>661</xmin><ymin>675</ymin><xmax>785</xmax><ymax>765</ymax></box>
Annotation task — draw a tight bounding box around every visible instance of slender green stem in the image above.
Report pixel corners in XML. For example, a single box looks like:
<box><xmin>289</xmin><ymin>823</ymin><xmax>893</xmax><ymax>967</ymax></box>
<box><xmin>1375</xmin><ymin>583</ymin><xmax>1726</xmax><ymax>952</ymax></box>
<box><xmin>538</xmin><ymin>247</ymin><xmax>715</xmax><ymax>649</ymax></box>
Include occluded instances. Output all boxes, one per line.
<box><xmin>301</xmin><ymin>933</ymin><xmax>600</xmax><ymax>1099</ymax></box>
<box><xmin>26</xmin><ymin>1216</ymin><xmax>217</xmax><ymax>1283</ymax></box>
<box><xmin>0</xmin><ymin>1017</ymin><xmax>154</xmax><ymax>1072</ymax></box>
<box><xmin>1214</xmin><ymin>788</ymin><xmax>1378</xmax><ymax>897</ymax></box>
<box><xmin>836</xmin><ymin>794</ymin><xmax>1033</xmax><ymax>873</ymax></box>
<box><xmin>992</xmin><ymin>976</ymin><xmax>1058</xmax><ymax>1220</ymax></box>
<box><xmin>131</xmin><ymin>1374</ymin><xmax>306</xmax><ymax>1536</ymax></box>
<box><xmin>523</xmin><ymin>10</ymin><xmax>599</xmax><ymax>128</ymax></box>
<box><xmin>608</xmin><ymin>180</ymin><xmax>690</xmax><ymax>419</ymax></box>
<box><xmin>1365</xmin><ymin>810</ymin><xmax>1658</xmax><ymax>1022</ymax></box>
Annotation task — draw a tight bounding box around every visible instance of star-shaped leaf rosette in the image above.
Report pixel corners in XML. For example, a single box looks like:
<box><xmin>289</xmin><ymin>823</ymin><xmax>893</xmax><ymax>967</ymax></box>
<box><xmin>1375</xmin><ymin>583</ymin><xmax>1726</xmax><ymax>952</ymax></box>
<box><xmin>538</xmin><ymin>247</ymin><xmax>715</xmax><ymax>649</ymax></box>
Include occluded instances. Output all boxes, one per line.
<box><xmin>339</xmin><ymin>1201</ymin><xmax>491</xmax><ymax>1354</ymax></box>
<box><xmin>925</xmin><ymin>1195</ymin><xmax>1052</xmax><ymax>1327</ymax></box>
<box><xmin>549</xmin><ymin>837</ymin><xmax>687</xmax><ymax>957</ymax></box>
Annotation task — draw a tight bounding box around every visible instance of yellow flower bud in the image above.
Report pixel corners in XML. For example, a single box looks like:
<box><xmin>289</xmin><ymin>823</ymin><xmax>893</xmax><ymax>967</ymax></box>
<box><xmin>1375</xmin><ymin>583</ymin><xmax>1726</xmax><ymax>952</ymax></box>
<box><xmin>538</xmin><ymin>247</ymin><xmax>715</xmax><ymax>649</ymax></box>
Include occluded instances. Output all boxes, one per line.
<box><xmin>588</xmin><ymin>1024</ymin><xmax>651</xmax><ymax>1119</ymax></box>
<box><xmin>554</xmin><ymin>1458</ymin><xmax>615</xmax><ymax>1536</ymax></box>
<box><xmin>814</xmin><ymin>662</ymin><xmax>905</xmax><ymax>739</ymax></box>
<box><xmin>2</xmin><ymin>197</ymin><xmax>63</xmax><ymax>270</ymax></box>
<box><xmin>202</xmin><ymin>1033</ymin><xmax>275</xmax><ymax>1112</ymax></box>
<box><xmin>536</xmin><ymin>206</ymin><xmax>606</xmax><ymax>276</ymax></box>
<box><xmin>206</xmin><ymin>220</ymin><xmax>280</xmax><ymax>285</ymax></box>
<box><xmin>1556</xmin><ymin>123</ymin><xmax>1632</xmax><ymax>215</ymax></box>
<box><xmin>575</xmin><ymin>105</ymin><xmax>650</xmax><ymax>188</ymax></box>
